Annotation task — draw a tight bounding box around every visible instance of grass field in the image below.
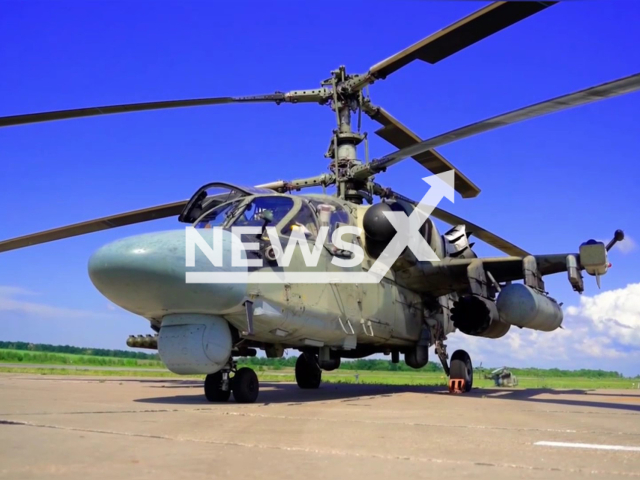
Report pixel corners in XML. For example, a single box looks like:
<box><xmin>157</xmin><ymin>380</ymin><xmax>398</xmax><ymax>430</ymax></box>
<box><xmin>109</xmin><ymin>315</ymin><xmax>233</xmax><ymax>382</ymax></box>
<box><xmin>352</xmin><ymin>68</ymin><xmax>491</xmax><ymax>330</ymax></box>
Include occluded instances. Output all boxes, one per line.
<box><xmin>0</xmin><ymin>348</ymin><xmax>164</xmax><ymax>369</ymax></box>
<box><xmin>1</xmin><ymin>349</ymin><xmax>638</xmax><ymax>389</ymax></box>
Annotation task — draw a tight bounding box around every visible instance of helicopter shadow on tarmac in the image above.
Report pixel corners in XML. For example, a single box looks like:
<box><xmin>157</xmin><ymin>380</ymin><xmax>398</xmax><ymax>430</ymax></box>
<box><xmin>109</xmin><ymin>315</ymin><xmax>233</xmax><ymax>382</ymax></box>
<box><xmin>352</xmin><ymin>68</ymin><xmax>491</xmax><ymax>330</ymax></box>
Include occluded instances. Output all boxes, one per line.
<box><xmin>134</xmin><ymin>381</ymin><xmax>640</xmax><ymax>413</ymax></box>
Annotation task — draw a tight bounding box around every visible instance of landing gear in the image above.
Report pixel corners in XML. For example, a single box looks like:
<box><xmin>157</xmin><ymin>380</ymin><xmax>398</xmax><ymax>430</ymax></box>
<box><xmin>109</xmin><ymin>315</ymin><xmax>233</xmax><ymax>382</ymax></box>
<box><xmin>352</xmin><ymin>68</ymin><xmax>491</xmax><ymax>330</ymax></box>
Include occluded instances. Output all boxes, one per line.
<box><xmin>436</xmin><ymin>341</ymin><xmax>473</xmax><ymax>393</ymax></box>
<box><xmin>449</xmin><ymin>349</ymin><xmax>473</xmax><ymax>392</ymax></box>
<box><xmin>232</xmin><ymin>367</ymin><xmax>260</xmax><ymax>403</ymax></box>
<box><xmin>204</xmin><ymin>371</ymin><xmax>231</xmax><ymax>402</ymax></box>
<box><xmin>295</xmin><ymin>353</ymin><xmax>322</xmax><ymax>389</ymax></box>
<box><xmin>435</xmin><ymin>340</ymin><xmax>450</xmax><ymax>376</ymax></box>
<box><xmin>203</xmin><ymin>360</ymin><xmax>260</xmax><ymax>404</ymax></box>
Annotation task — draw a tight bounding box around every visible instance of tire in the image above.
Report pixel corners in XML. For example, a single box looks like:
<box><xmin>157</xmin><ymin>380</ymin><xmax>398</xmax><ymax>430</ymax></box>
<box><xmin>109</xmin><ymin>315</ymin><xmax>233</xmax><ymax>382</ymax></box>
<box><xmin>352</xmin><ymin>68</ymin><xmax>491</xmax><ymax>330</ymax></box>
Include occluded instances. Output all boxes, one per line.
<box><xmin>450</xmin><ymin>349</ymin><xmax>473</xmax><ymax>392</ymax></box>
<box><xmin>232</xmin><ymin>367</ymin><xmax>260</xmax><ymax>403</ymax></box>
<box><xmin>295</xmin><ymin>353</ymin><xmax>322</xmax><ymax>389</ymax></box>
<box><xmin>204</xmin><ymin>371</ymin><xmax>231</xmax><ymax>402</ymax></box>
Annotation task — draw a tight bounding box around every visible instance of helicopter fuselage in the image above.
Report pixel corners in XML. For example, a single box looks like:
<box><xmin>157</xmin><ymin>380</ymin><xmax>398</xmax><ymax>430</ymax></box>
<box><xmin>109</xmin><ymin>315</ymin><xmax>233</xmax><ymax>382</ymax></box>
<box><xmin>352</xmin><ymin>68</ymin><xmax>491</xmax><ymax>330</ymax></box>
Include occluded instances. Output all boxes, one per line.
<box><xmin>88</xmin><ymin>189</ymin><xmax>453</xmax><ymax>373</ymax></box>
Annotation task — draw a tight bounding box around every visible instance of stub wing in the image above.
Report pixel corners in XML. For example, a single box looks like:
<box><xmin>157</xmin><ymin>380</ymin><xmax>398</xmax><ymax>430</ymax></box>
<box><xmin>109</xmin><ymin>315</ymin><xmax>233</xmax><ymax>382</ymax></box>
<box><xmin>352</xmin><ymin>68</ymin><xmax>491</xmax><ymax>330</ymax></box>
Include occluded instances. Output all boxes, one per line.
<box><xmin>414</xmin><ymin>238</ymin><xmax>622</xmax><ymax>297</ymax></box>
<box><xmin>413</xmin><ymin>252</ymin><xmax>600</xmax><ymax>298</ymax></box>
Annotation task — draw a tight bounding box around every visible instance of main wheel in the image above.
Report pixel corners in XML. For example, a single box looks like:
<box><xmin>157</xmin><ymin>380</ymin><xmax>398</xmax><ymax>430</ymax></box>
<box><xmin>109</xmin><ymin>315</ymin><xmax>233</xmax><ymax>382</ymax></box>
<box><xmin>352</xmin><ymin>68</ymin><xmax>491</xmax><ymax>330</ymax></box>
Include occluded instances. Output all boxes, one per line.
<box><xmin>232</xmin><ymin>367</ymin><xmax>259</xmax><ymax>403</ymax></box>
<box><xmin>204</xmin><ymin>371</ymin><xmax>231</xmax><ymax>402</ymax></box>
<box><xmin>295</xmin><ymin>353</ymin><xmax>322</xmax><ymax>389</ymax></box>
<box><xmin>450</xmin><ymin>349</ymin><xmax>473</xmax><ymax>392</ymax></box>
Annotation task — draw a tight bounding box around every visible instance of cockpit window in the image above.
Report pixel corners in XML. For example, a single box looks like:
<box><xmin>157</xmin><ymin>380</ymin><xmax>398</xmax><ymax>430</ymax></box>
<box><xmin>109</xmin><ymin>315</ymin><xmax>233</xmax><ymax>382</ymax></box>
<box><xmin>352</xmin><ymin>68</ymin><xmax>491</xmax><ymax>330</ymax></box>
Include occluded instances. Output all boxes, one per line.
<box><xmin>232</xmin><ymin>196</ymin><xmax>295</xmax><ymax>228</ymax></box>
<box><xmin>195</xmin><ymin>200</ymin><xmax>242</xmax><ymax>229</ymax></box>
<box><xmin>309</xmin><ymin>199</ymin><xmax>350</xmax><ymax>239</ymax></box>
<box><xmin>281</xmin><ymin>202</ymin><xmax>318</xmax><ymax>238</ymax></box>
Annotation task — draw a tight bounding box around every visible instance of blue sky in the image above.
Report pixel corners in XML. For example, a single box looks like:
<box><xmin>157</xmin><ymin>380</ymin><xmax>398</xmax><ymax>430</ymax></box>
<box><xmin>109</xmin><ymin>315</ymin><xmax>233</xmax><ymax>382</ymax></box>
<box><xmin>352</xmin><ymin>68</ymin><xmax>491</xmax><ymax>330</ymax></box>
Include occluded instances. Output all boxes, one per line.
<box><xmin>1</xmin><ymin>1</ymin><xmax>639</xmax><ymax>374</ymax></box>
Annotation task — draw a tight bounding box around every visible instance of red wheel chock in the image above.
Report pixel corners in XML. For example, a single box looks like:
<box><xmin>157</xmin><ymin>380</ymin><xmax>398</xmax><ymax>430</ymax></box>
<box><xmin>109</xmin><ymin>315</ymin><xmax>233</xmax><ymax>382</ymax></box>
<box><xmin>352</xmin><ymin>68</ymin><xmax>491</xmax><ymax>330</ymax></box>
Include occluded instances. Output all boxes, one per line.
<box><xmin>448</xmin><ymin>378</ymin><xmax>466</xmax><ymax>394</ymax></box>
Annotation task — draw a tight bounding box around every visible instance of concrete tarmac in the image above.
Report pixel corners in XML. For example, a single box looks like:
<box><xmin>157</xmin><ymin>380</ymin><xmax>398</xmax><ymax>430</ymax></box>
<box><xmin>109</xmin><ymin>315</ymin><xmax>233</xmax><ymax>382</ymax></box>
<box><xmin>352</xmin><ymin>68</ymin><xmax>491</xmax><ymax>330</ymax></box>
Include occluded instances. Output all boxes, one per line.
<box><xmin>1</xmin><ymin>374</ymin><xmax>639</xmax><ymax>479</ymax></box>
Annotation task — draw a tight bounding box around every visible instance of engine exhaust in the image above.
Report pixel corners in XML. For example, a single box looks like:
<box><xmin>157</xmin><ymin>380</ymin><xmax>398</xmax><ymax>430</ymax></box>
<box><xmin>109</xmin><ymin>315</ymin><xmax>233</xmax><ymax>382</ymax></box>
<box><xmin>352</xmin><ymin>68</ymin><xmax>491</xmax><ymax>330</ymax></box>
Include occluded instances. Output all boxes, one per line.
<box><xmin>451</xmin><ymin>295</ymin><xmax>510</xmax><ymax>339</ymax></box>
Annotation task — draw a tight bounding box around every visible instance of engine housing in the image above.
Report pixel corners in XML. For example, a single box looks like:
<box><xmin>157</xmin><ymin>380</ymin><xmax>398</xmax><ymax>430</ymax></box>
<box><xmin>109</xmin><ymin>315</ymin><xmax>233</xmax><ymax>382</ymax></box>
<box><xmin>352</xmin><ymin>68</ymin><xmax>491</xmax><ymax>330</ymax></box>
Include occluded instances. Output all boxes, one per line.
<box><xmin>158</xmin><ymin>314</ymin><xmax>232</xmax><ymax>374</ymax></box>
<box><xmin>451</xmin><ymin>295</ymin><xmax>510</xmax><ymax>339</ymax></box>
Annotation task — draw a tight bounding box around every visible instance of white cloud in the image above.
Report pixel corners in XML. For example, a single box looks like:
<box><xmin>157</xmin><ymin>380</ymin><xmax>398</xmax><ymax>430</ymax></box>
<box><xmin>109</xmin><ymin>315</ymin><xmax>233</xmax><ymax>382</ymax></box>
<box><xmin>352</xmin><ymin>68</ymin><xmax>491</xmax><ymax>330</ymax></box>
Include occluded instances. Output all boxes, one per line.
<box><xmin>615</xmin><ymin>234</ymin><xmax>637</xmax><ymax>254</ymax></box>
<box><xmin>447</xmin><ymin>283</ymin><xmax>640</xmax><ymax>375</ymax></box>
<box><xmin>574</xmin><ymin>283</ymin><xmax>640</xmax><ymax>347</ymax></box>
<box><xmin>0</xmin><ymin>285</ymin><xmax>114</xmax><ymax>320</ymax></box>
<box><xmin>0</xmin><ymin>286</ymin><xmax>37</xmax><ymax>297</ymax></box>
<box><xmin>595</xmin><ymin>235</ymin><xmax>635</xmax><ymax>254</ymax></box>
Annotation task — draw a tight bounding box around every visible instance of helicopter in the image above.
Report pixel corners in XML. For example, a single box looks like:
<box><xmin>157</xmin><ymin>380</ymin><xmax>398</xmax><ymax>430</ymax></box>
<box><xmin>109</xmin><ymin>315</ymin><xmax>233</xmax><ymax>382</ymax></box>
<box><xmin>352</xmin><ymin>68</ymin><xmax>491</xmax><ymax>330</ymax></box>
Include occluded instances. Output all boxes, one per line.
<box><xmin>1</xmin><ymin>1</ymin><xmax>638</xmax><ymax>404</ymax></box>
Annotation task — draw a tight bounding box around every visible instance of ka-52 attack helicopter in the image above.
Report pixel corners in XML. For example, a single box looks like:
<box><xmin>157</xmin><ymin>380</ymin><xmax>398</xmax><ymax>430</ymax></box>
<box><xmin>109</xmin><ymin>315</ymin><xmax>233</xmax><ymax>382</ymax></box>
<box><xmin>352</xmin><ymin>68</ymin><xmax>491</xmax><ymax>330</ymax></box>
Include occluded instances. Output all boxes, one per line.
<box><xmin>1</xmin><ymin>1</ymin><xmax>638</xmax><ymax>403</ymax></box>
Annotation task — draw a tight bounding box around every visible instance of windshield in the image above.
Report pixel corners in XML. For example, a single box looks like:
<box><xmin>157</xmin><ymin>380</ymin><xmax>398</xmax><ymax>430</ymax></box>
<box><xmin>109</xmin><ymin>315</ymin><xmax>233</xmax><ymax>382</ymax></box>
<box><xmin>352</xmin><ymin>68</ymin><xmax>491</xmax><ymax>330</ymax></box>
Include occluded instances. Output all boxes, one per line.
<box><xmin>232</xmin><ymin>196</ymin><xmax>295</xmax><ymax>228</ymax></box>
<box><xmin>195</xmin><ymin>200</ymin><xmax>242</xmax><ymax>229</ymax></box>
<box><xmin>309</xmin><ymin>198</ymin><xmax>350</xmax><ymax>238</ymax></box>
<box><xmin>195</xmin><ymin>196</ymin><xmax>296</xmax><ymax>230</ymax></box>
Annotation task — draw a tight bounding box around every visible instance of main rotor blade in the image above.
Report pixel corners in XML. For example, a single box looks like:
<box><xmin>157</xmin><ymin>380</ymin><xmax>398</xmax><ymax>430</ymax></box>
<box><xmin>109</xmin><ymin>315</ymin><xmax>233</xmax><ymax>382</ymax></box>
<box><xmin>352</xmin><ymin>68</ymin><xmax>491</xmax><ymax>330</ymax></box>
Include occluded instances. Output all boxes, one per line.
<box><xmin>379</xmin><ymin>186</ymin><xmax>529</xmax><ymax>256</ymax></box>
<box><xmin>349</xmin><ymin>1</ymin><xmax>555</xmax><ymax>91</ymax></box>
<box><xmin>363</xmin><ymin>103</ymin><xmax>480</xmax><ymax>198</ymax></box>
<box><xmin>0</xmin><ymin>178</ymin><xmax>291</xmax><ymax>253</ymax></box>
<box><xmin>0</xmin><ymin>94</ymin><xmax>288</xmax><ymax>128</ymax></box>
<box><xmin>430</xmin><ymin>207</ymin><xmax>530</xmax><ymax>257</ymax></box>
<box><xmin>0</xmin><ymin>201</ymin><xmax>187</xmax><ymax>253</ymax></box>
<box><xmin>356</xmin><ymin>72</ymin><xmax>640</xmax><ymax>177</ymax></box>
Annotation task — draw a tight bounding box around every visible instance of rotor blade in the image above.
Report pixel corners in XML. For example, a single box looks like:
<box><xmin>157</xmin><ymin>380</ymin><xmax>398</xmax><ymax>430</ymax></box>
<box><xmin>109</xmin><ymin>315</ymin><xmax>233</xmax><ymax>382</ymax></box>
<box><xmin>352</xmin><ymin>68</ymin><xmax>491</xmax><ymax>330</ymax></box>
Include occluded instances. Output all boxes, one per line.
<box><xmin>0</xmin><ymin>93</ymin><xmax>289</xmax><ymax>128</ymax></box>
<box><xmin>363</xmin><ymin>103</ymin><xmax>480</xmax><ymax>198</ymax></box>
<box><xmin>430</xmin><ymin>207</ymin><xmax>530</xmax><ymax>257</ymax></box>
<box><xmin>356</xmin><ymin>72</ymin><xmax>640</xmax><ymax>178</ymax></box>
<box><xmin>361</xmin><ymin>1</ymin><xmax>555</xmax><ymax>85</ymax></box>
<box><xmin>378</xmin><ymin>186</ymin><xmax>529</xmax><ymax>256</ymax></box>
<box><xmin>0</xmin><ymin>201</ymin><xmax>187</xmax><ymax>253</ymax></box>
<box><xmin>0</xmin><ymin>178</ymin><xmax>302</xmax><ymax>253</ymax></box>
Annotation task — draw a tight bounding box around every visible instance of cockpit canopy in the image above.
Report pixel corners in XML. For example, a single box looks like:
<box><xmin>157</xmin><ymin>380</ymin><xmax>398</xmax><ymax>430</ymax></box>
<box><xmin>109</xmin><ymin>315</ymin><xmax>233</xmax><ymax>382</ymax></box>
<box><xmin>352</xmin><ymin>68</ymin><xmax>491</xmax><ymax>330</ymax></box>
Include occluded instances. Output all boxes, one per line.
<box><xmin>182</xmin><ymin>181</ymin><xmax>362</xmax><ymax>256</ymax></box>
<box><xmin>195</xmin><ymin>195</ymin><xmax>301</xmax><ymax>235</ymax></box>
<box><xmin>178</xmin><ymin>182</ymin><xmax>277</xmax><ymax>224</ymax></box>
<box><xmin>188</xmin><ymin>187</ymin><xmax>353</xmax><ymax>245</ymax></box>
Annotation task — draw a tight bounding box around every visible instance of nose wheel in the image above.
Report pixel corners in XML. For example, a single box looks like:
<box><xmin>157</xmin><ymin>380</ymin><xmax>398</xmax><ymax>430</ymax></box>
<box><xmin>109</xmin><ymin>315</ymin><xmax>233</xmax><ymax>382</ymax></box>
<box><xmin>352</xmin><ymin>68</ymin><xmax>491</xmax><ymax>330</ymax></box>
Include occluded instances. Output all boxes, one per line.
<box><xmin>204</xmin><ymin>360</ymin><xmax>260</xmax><ymax>403</ymax></box>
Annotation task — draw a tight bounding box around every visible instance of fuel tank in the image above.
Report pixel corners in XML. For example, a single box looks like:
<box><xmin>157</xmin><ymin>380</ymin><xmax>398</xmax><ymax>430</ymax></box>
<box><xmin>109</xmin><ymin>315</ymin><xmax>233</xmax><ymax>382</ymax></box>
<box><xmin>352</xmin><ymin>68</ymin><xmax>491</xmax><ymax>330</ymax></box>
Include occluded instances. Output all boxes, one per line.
<box><xmin>496</xmin><ymin>284</ymin><xmax>563</xmax><ymax>332</ymax></box>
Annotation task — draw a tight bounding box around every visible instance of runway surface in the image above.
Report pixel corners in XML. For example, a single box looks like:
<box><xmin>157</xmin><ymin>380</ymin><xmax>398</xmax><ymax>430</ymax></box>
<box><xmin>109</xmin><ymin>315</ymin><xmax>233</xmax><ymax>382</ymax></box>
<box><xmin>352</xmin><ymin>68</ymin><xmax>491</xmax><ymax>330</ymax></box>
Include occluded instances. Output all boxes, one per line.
<box><xmin>1</xmin><ymin>374</ymin><xmax>639</xmax><ymax>479</ymax></box>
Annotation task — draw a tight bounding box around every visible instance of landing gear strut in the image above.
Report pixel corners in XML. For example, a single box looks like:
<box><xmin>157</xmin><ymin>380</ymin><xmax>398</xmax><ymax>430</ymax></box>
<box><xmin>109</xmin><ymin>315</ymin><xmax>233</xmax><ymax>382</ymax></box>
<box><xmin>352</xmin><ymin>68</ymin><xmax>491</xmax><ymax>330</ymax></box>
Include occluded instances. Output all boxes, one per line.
<box><xmin>295</xmin><ymin>353</ymin><xmax>322</xmax><ymax>389</ymax></box>
<box><xmin>204</xmin><ymin>359</ymin><xmax>260</xmax><ymax>404</ymax></box>
<box><xmin>435</xmin><ymin>340</ymin><xmax>450</xmax><ymax>376</ymax></box>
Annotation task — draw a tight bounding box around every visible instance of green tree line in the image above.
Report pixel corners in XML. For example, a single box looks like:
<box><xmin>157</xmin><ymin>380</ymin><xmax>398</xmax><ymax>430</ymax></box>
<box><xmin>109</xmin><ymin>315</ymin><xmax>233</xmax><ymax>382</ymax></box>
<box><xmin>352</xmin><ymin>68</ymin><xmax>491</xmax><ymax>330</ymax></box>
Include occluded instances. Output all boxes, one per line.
<box><xmin>0</xmin><ymin>341</ymin><xmax>160</xmax><ymax>360</ymax></box>
<box><xmin>505</xmin><ymin>367</ymin><xmax>623</xmax><ymax>379</ymax></box>
<box><xmin>0</xmin><ymin>341</ymin><xmax>628</xmax><ymax>378</ymax></box>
